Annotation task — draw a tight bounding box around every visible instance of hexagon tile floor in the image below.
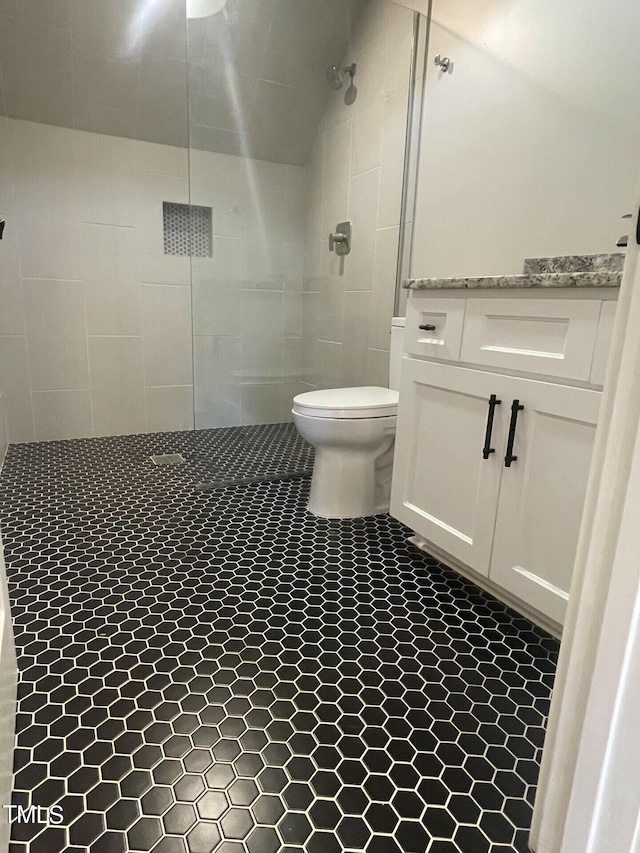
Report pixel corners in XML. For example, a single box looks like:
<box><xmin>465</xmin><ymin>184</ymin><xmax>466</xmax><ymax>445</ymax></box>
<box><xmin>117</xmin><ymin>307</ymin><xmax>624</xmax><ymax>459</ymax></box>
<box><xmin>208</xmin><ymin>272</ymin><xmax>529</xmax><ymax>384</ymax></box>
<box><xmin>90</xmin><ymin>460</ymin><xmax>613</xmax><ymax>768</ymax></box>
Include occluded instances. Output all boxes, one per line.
<box><xmin>0</xmin><ymin>423</ymin><xmax>559</xmax><ymax>853</ymax></box>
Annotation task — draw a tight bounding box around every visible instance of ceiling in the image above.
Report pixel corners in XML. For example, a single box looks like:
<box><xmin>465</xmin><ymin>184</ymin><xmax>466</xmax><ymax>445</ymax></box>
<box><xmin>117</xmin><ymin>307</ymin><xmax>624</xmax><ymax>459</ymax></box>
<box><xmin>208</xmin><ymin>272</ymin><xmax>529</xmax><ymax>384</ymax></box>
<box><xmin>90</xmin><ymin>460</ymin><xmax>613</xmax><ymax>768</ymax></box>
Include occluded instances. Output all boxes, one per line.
<box><xmin>0</xmin><ymin>0</ymin><xmax>366</xmax><ymax>165</ymax></box>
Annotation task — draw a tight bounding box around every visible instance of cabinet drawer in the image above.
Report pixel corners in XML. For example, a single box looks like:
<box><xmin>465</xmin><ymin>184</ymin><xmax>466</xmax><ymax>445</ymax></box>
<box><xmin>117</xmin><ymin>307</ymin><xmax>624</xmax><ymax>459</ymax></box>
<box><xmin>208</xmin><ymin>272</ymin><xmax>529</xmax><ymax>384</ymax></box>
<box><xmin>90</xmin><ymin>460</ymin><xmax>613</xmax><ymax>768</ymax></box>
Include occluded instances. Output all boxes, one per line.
<box><xmin>460</xmin><ymin>298</ymin><xmax>601</xmax><ymax>380</ymax></box>
<box><xmin>404</xmin><ymin>297</ymin><xmax>465</xmax><ymax>360</ymax></box>
<box><xmin>590</xmin><ymin>301</ymin><xmax>616</xmax><ymax>385</ymax></box>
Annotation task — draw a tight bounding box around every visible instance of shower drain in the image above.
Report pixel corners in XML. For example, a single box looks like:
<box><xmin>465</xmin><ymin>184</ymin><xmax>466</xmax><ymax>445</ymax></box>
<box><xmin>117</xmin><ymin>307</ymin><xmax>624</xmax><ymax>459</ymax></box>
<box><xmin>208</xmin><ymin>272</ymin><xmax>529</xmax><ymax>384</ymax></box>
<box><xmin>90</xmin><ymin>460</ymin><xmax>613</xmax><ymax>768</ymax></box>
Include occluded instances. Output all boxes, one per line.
<box><xmin>150</xmin><ymin>453</ymin><xmax>186</xmax><ymax>465</ymax></box>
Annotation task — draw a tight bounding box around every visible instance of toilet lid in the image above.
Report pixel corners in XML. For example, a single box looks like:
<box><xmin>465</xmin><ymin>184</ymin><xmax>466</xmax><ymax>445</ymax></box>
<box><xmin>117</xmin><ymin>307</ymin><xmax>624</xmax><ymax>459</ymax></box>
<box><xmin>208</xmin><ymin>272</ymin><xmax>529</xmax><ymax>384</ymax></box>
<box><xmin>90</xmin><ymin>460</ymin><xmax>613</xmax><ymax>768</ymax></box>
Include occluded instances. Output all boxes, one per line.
<box><xmin>293</xmin><ymin>386</ymin><xmax>399</xmax><ymax>419</ymax></box>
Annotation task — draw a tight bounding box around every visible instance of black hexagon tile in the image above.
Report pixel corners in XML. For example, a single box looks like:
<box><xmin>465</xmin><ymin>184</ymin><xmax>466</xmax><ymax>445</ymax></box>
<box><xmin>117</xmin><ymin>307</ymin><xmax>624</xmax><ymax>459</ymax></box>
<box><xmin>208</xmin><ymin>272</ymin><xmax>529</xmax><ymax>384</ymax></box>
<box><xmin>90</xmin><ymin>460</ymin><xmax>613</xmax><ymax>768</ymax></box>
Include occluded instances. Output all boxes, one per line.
<box><xmin>0</xmin><ymin>423</ymin><xmax>560</xmax><ymax>852</ymax></box>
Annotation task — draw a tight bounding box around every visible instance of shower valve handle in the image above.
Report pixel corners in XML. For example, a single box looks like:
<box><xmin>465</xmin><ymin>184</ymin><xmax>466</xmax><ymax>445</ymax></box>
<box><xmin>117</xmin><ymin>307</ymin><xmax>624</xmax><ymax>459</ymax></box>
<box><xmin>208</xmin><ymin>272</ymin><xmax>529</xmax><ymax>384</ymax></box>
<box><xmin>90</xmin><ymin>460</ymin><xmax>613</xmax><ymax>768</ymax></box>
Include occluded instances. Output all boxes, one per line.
<box><xmin>329</xmin><ymin>221</ymin><xmax>351</xmax><ymax>256</ymax></box>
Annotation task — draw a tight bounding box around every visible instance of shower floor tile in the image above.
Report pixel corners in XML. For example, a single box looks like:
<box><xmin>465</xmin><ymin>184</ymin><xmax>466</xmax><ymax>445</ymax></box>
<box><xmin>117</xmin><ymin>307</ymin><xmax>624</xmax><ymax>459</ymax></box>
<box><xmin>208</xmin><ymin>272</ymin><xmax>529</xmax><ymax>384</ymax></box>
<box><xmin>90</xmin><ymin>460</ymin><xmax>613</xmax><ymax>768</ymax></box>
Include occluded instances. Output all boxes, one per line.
<box><xmin>0</xmin><ymin>423</ymin><xmax>559</xmax><ymax>853</ymax></box>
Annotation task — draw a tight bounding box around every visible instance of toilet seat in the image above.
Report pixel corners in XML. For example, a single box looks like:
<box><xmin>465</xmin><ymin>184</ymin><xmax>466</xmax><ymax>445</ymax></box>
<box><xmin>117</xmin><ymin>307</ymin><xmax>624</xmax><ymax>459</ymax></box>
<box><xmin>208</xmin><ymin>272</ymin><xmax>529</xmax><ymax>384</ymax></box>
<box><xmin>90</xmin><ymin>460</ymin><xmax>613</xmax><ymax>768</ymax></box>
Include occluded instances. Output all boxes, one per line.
<box><xmin>293</xmin><ymin>386</ymin><xmax>399</xmax><ymax>419</ymax></box>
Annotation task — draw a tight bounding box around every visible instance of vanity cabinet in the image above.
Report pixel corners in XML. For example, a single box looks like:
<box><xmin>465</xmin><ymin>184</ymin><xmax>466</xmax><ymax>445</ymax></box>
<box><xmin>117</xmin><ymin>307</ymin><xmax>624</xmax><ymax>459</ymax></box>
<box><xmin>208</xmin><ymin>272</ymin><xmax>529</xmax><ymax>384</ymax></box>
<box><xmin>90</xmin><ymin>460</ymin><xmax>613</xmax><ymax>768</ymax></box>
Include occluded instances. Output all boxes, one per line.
<box><xmin>391</xmin><ymin>290</ymin><xmax>616</xmax><ymax>631</ymax></box>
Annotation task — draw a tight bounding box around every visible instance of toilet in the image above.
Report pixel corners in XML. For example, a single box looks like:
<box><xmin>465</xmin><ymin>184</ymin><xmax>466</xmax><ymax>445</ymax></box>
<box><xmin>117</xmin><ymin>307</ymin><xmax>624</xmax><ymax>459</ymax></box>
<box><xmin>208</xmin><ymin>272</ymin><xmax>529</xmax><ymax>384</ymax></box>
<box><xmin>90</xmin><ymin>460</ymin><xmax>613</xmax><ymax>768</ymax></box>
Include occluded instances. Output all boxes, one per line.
<box><xmin>292</xmin><ymin>317</ymin><xmax>405</xmax><ymax>518</ymax></box>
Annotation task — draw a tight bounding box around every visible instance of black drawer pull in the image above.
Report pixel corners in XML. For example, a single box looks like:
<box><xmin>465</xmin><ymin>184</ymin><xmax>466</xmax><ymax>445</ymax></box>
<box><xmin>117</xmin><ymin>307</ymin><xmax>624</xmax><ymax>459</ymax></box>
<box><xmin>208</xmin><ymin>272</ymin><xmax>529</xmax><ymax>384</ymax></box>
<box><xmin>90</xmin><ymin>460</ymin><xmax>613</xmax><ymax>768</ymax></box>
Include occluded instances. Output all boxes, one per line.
<box><xmin>505</xmin><ymin>399</ymin><xmax>524</xmax><ymax>467</ymax></box>
<box><xmin>419</xmin><ymin>323</ymin><xmax>436</xmax><ymax>331</ymax></box>
<box><xmin>482</xmin><ymin>394</ymin><xmax>501</xmax><ymax>459</ymax></box>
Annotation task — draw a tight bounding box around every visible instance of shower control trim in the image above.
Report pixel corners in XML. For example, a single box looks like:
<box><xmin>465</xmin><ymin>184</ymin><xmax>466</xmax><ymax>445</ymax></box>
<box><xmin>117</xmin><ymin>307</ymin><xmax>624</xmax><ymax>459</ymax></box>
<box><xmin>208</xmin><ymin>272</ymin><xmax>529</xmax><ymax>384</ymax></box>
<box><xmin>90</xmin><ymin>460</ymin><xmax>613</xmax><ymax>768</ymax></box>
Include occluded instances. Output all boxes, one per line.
<box><xmin>329</xmin><ymin>221</ymin><xmax>351</xmax><ymax>256</ymax></box>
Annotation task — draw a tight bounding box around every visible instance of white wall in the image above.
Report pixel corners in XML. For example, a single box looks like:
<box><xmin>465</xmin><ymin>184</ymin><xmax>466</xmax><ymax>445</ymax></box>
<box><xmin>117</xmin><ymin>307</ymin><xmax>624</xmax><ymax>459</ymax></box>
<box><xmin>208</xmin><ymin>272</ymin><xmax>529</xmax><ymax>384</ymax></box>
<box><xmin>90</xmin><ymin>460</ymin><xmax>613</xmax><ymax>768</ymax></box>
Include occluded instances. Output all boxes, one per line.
<box><xmin>0</xmin><ymin>117</ymin><xmax>307</xmax><ymax>443</ymax></box>
<box><xmin>302</xmin><ymin>0</ymin><xmax>415</xmax><ymax>390</ymax></box>
<box><xmin>0</xmin><ymin>117</ymin><xmax>193</xmax><ymax>442</ymax></box>
<box><xmin>0</xmin><ymin>1</ymin><xmax>414</xmax><ymax>443</ymax></box>
<box><xmin>190</xmin><ymin>151</ymin><xmax>306</xmax><ymax>428</ymax></box>
<box><xmin>411</xmin><ymin>0</ymin><xmax>640</xmax><ymax>279</ymax></box>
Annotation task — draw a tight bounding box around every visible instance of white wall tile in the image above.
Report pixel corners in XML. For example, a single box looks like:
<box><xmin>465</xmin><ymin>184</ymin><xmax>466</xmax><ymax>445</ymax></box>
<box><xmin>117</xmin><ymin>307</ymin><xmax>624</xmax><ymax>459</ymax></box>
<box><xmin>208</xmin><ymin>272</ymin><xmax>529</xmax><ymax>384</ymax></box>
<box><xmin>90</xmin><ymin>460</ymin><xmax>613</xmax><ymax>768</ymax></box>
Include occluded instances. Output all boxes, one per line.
<box><xmin>239</xmin><ymin>290</ymin><xmax>284</xmax><ymax>373</ymax></box>
<box><xmin>378</xmin><ymin>86</ymin><xmax>410</xmax><ymax>229</ymax></box>
<box><xmin>350</xmin><ymin>35</ymin><xmax>387</xmax><ymax>108</ymax></box>
<box><xmin>282</xmin><ymin>337</ymin><xmax>303</xmax><ymax>377</ymax></box>
<box><xmin>315</xmin><ymin>340</ymin><xmax>344</xmax><ymax>389</ymax></box>
<box><xmin>81</xmin><ymin>224</ymin><xmax>141</xmax><ymax>336</ymax></box>
<box><xmin>74</xmin><ymin>132</ymin><xmax>140</xmax><ymax>228</ymax></box>
<box><xmin>191</xmin><ymin>239</ymin><xmax>241</xmax><ymax>337</ymax></box>
<box><xmin>347</xmin><ymin>167</ymin><xmax>380</xmax><ymax>290</ymax></box>
<box><xmin>125</xmin><ymin>138</ymin><xmax>188</xmax><ymax>178</ymax></box>
<box><xmin>23</xmin><ymin>279</ymin><xmax>89</xmax><ymax>391</ymax></box>
<box><xmin>0</xmin><ymin>248</ymin><xmax>25</xmax><ymax>335</ymax></box>
<box><xmin>384</xmin><ymin>2</ymin><xmax>415</xmax><ymax>96</ymax></box>
<box><xmin>0</xmin><ymin>336</ymin><xmax>34</xmax><ymax>443</ymax></box>
<box><xmin>370</xmin><ymin>225</ymin><xmax>400</xmax><ymax>350</ymax></box>
<box><xmin>88</xmin><ymin>336</ymin><xmax>145</xmax><ymax>437</ymax></box>
<box><xmin>240</xmin><ymin>382</ymin><xmax>292</xmax><ymax>426</ymax></box>
<box><xmin>16</xmin><ymin>215</ymin><xmax>83</xmax><ymax>283</ymax></box>
<box><xmin>367</xmin><ymin>346</ymin><xmax>391</xmax><ymax>387</ymax></box>
<box><xmin>190</xmin><ymin>153</ymin><xmax>244</xmax><ymax>239</ymax></box>
<box><xmin>32</xmin><ymin>390</ymin><xmax>92</xmax><ymax>441</ymax></box>
<box><xmin>283</xmin><ymin>243</ymin><xmax>305</xmax><ymax>291</ymax></box>
<box><xmin>302</xmin><ymin>3</ymin><xmax>412</xmax><ymax>391</ymax></box>
<box><xmin>10</xmin><ymin>122</ymin><xmax>83</xmax><ymax>281</ymax></box>
<box><xmin>137</xmin><ymin>171</ymin><xmax>189</xmax><ymax>256</ymax></box>
<box><xmin>1</xmin><ymin>117</ymin><xmax>313</xmax><ymax>440</ymax></box>
<box><xmin>322</xmin><ymin>120</ymin><xmax>353</xmax><ymax>232</ymax></box>
<box><xmin>139</xmin><ymin>253</ymin><xmax>191</xmax><ymax>288</ymax></box>
<box><xmin>343</xmin><ymin>290</ymin><xmax>372</xmax><ymax>386</ymax></box>
<box><xmin>283</xmin><ymin>292</ymin><xmax>303</xmax><ymax>339</ymax></box>
<box><xmin>193</xmin><ymin>335</ymin><xmax>241</xmax><ymax>429</ymax></box>
<box><xmin>144</xmin><ymin>385</ymin><xmax>194</xmax><ymax>434</ymax></box>
<box><xmin>351</xmin><ymin>99</ymin><xmax>384</xmax><ymax>177</ymax></box>
<box><xmin>141</xmin><ymin>284</ymin><xmax>192</xmax><ymax>387</ymax></box>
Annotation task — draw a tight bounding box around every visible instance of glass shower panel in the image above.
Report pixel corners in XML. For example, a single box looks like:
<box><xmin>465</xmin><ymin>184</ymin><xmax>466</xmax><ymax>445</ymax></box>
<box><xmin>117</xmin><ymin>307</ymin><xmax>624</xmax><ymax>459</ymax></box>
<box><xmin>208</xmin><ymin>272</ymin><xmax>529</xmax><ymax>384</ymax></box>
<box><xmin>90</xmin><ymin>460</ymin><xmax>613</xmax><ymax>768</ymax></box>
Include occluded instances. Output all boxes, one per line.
<box><xmin>188</xmin><ymin>0</ymin><xmax>417</xmax><ymax>429</ymax></box>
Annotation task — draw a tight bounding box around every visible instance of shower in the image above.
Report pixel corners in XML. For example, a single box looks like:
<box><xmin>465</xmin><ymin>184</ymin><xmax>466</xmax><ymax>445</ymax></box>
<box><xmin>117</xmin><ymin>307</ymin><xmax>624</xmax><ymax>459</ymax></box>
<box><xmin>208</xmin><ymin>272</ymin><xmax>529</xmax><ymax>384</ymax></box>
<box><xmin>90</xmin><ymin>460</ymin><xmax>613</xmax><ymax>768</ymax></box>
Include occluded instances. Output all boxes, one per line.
<box><xmin>327</xmin><ymin>62</ymin><xmax>357</xmax><ymax>90</ymax></box>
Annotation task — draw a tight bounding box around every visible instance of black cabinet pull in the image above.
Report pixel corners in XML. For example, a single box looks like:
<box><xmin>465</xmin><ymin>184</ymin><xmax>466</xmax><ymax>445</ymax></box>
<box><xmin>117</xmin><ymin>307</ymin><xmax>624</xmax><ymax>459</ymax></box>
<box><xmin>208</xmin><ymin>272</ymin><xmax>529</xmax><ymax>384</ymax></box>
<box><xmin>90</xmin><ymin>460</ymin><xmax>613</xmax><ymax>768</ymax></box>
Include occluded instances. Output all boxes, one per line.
<box><xmin>505</xmin><ymin>399</ymin><xmax>524</xmax><ymax>467</ymax></box>
<box><xmin>482</xmin><ymin>394</ymin><xmax>501</xmax><ymax>459</ymax></box>
<box><xmin>419</xmin><ymin>323</ymin><xmax>436</xmax><ymax>331</ymax></box>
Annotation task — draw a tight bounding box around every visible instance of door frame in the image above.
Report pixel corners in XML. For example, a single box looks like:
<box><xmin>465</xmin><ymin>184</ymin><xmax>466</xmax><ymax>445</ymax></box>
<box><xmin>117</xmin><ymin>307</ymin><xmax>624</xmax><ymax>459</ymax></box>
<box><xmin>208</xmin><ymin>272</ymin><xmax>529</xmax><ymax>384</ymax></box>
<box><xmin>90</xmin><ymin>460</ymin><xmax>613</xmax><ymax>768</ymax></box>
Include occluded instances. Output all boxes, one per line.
<box><xmin>531</xmin><ymin>190</ymin><xmax>640</xmax><ymax>851</ymax></box>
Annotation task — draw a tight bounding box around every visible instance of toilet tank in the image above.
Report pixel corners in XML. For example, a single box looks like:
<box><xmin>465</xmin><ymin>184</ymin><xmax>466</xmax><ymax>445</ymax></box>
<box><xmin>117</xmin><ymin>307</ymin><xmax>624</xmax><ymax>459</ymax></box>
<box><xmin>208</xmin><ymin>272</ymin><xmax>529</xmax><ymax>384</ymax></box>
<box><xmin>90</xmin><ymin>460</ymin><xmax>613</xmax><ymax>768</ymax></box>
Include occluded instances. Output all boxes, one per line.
<box><xmin>389</xmin><ymin>316</ymin><xmax>406</xmax><ymax>391</ymax></box>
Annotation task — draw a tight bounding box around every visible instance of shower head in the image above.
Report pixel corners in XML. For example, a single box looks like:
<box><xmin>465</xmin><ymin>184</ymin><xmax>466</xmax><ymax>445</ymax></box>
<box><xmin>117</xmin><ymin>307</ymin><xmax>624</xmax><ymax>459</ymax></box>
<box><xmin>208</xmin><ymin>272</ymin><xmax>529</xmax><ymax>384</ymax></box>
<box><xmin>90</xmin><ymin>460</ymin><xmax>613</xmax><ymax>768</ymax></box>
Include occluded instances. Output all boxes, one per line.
<box><xmin>327</xmin><ymin>62</ymin><xmax>357</xmax><ymax>90</ymax></box>
<box><xmin>327</xmin><ymin>66</ymin><xmax>343</xmax><ymax>90</ymax></box>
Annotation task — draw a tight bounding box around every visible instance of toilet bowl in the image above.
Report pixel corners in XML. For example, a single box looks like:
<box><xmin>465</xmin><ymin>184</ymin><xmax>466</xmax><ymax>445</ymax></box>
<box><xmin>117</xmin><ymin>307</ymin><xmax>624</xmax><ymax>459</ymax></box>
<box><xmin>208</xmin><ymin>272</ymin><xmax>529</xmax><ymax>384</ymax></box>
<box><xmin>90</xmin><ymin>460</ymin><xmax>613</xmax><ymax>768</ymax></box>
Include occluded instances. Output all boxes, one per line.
<box><xmin>292</xmin><ymin>318</ymin><xmax>405</xmax><ymax>519</ymax></box>
<box><xmin>293</xmin><ymin>388</ymin><xmax>398</xmax><ymax>518</ymax></box>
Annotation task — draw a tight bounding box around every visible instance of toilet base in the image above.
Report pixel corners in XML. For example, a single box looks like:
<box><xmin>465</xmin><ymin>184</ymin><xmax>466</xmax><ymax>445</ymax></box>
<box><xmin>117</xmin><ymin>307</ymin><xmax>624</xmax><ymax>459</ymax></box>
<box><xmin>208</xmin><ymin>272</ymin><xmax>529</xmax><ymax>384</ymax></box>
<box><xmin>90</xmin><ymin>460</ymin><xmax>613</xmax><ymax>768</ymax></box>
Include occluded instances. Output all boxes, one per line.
<box><xmin>293</xmin><ymin>412</ymin><xmax>397</xmax><ymax>519</ymax></box>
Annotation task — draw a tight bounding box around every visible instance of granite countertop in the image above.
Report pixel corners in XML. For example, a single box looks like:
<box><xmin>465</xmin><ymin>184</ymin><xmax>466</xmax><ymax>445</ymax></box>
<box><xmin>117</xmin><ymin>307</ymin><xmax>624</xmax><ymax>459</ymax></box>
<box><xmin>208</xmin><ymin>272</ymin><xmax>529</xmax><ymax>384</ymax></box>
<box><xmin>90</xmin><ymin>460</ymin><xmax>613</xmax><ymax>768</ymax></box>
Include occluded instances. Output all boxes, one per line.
<box><xmin>405</xmin><ymin>253</ymin><xmax>624</xmax><ymax>290</ymax></box>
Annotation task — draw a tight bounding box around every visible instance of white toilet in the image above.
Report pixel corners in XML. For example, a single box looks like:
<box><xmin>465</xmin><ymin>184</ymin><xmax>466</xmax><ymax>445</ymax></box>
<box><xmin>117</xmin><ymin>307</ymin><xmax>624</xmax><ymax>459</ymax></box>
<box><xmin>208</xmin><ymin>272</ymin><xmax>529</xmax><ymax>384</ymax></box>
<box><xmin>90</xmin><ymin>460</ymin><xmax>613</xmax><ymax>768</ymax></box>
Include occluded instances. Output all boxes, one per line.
<box><xmin>292</xmin><ymin>317</ymin><xmax>405</xmax><ymax>519</ymax></box>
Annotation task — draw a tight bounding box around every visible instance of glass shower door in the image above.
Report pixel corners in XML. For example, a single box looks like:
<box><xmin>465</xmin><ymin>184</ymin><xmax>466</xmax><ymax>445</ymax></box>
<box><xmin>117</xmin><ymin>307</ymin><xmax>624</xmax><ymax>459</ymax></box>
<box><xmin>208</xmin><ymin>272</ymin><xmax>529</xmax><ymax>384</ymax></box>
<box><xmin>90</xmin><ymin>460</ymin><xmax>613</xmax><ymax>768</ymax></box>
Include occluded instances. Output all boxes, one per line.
<box><xmin>187</xmin><ymin>0</ymin><xmax>418</xmax><ymax>429</ymax></box>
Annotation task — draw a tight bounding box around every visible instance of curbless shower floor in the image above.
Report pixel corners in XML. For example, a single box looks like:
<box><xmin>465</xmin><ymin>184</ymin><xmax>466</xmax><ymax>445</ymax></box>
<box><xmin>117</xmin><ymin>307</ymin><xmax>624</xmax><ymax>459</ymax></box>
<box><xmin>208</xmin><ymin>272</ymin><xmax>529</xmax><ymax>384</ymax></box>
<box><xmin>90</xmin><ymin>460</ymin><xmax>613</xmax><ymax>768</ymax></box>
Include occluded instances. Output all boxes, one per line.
<box><xmin>0</xmin><ymin>422</ymin><xmax>558</xmax><ymax>853</ymax></box>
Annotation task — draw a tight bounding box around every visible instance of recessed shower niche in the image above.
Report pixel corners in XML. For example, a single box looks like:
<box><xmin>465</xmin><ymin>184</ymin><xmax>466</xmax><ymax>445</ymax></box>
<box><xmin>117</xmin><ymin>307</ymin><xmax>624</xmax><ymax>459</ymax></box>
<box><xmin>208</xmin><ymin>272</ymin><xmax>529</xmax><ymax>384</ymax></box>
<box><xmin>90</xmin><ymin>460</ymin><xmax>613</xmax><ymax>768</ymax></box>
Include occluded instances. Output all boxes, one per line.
<box><xmin>163</xmin><ymin>202</ymin><xmax>213</xmax><ymax>258</ymax></box>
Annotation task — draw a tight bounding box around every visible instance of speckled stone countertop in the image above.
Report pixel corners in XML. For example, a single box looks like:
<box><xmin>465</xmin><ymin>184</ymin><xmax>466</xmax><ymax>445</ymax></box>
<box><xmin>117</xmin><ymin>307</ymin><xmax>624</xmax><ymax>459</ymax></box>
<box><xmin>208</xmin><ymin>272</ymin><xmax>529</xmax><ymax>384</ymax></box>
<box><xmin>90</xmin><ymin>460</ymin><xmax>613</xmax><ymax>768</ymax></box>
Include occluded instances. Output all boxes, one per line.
<box><xmin>404</xmin><ymin>270</ymin><xmax>622</xmax><ymax>290</ymax></box>
<box><xmin>405</xmin><ymin>253</ymin><xmax>624</xmax><ymax>290</ymax></box>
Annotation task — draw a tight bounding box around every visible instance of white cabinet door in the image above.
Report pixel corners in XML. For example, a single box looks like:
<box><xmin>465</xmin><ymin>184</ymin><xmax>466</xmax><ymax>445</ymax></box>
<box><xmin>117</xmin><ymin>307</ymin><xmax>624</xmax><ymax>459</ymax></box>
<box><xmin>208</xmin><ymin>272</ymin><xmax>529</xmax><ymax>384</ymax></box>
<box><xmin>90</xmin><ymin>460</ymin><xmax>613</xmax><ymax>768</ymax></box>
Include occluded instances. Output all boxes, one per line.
<box><xmin>391</xmin><ymin>360</ymin><xmax>508</xmax><ymax>575</ymax></box>
<box><xmin>489</xmin><ymin>379</ymin><xmax>600</xmax><ymax>624</ymax></box>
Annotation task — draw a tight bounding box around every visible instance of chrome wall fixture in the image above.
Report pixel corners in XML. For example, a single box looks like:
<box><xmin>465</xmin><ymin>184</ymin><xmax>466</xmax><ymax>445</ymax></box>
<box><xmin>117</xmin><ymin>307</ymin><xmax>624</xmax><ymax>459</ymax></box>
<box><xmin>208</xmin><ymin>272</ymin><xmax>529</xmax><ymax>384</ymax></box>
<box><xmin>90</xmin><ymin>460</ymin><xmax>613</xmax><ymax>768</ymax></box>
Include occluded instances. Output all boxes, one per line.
<box><xmin>329</xmin><ymin>221</ymin><xmax>351</xmax><ymax>256</ymax></box>
<box><xmin>434</xmin><ymin>53</ymin><xmax>452</xmax><ymax>73</ymax></box>
<box><xmin>327</xmin><ymin>62</ymin><xmax>357</xmax><ymax>90</ymax></box>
